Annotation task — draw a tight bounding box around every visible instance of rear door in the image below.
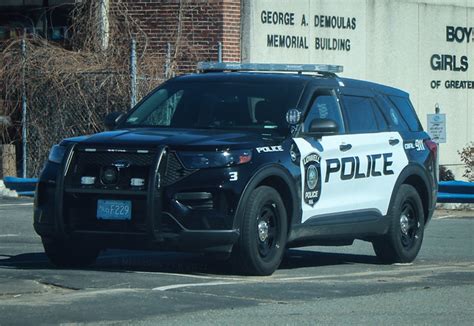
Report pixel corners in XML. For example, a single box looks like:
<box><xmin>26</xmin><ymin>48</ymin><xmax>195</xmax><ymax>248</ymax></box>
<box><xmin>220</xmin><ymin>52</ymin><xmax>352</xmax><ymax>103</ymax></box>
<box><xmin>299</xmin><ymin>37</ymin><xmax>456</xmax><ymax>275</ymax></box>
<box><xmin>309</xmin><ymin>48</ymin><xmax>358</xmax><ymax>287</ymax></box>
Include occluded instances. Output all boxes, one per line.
<box><xmin>337</xmin><ymin>88</ymin><xmax>408</xmax><ymax>217</ymax></box>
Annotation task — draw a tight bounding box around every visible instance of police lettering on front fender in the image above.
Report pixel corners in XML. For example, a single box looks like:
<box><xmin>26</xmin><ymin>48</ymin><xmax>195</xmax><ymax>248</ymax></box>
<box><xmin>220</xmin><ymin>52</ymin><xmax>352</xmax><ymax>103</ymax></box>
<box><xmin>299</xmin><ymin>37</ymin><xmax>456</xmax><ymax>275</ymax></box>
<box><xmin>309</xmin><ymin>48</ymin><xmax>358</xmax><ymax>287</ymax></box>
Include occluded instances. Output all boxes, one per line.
<box><xmin>325</xmin><ymin>153</ymin><xmax>394</xmax><ymax>182</ymax></box>
<box><xmin>256</xmin><ymin>146</ymin><xmax>284</xmax><ymax>153</ymax></box>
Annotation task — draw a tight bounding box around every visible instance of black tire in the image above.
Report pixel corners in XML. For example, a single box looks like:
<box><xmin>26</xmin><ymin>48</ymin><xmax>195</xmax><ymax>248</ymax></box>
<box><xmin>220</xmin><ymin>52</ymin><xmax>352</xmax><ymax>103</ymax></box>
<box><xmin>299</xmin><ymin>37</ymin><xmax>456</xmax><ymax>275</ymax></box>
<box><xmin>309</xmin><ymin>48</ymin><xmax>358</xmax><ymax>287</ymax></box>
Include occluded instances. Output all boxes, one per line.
<box><xmin>372</xmin><ymin>184</ymin><xmax>425</xmax><ymax>263</ymax></box>
<box><xmin>42</xmin><ymin>237</ymin><xmax>100</xmax><ymax>268</ymax></box>
<box><xmin>232</xmin><ymin>186</ymin><xmax>288</xmax><ymax>276</ymax></box>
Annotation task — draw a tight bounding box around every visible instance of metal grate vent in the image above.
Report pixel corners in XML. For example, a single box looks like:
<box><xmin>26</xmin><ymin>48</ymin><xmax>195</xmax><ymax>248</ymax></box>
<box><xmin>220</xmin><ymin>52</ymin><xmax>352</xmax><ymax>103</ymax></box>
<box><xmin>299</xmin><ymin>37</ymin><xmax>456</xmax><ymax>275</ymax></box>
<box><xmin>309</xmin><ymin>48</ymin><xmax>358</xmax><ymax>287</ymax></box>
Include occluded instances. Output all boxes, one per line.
<box><xmin>162</xmin><ymin>152</ymin><xmax>195</xmax><ymax>186</ymax></box>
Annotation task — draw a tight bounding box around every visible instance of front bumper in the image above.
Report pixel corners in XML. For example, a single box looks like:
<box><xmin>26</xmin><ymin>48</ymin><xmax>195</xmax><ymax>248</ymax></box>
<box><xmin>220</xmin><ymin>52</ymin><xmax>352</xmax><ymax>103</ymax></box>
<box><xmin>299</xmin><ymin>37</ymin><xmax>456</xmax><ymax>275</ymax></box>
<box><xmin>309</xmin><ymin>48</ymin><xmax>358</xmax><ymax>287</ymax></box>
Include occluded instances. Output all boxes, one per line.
<box><xmin>33</xmin><ymin>214</ymin><xmax>239</xmax><ymax>253</ymax></box>
<box><xmin>34</xmin><ymin>145</ymin><xmax>244</xmax><ymax>253</ymax></box>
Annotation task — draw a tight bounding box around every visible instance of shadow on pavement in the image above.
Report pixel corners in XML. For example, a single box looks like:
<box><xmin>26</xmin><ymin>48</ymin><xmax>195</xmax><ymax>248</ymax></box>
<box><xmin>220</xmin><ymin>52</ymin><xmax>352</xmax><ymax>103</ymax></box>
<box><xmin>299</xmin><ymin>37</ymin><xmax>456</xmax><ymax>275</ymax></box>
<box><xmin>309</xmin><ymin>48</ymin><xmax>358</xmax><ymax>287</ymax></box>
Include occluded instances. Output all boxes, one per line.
<box><xmin>0</xmin><ymin>247</ymin><xmax>382</xmax><ymax>275</ymax></box>
<box><xmin>280</xmin><ymin>249</ymin><xmax>381</xmax><ymax>270</ymax></box>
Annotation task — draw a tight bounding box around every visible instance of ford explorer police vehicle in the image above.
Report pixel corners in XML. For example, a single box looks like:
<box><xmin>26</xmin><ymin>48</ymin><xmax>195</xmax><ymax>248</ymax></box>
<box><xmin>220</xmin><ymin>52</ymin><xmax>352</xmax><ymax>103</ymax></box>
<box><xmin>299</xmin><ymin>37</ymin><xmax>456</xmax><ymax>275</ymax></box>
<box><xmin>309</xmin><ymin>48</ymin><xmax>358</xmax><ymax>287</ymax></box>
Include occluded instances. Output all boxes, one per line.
<box><xmin>34</xmin><ymin>62</ymin><xmax>437</xmax><ymax>275</ymax></box>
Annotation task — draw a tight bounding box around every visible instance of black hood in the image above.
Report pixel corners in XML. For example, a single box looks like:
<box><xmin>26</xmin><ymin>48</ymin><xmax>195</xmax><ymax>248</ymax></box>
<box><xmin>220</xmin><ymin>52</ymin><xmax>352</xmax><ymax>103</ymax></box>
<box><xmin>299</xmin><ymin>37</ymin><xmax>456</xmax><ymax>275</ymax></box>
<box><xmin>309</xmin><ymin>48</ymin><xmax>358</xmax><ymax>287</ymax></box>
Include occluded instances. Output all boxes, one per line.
<box><xmin>65</xmin><ymin>128</ymin><xmax>284</xmax><ymax>151</ymax></box>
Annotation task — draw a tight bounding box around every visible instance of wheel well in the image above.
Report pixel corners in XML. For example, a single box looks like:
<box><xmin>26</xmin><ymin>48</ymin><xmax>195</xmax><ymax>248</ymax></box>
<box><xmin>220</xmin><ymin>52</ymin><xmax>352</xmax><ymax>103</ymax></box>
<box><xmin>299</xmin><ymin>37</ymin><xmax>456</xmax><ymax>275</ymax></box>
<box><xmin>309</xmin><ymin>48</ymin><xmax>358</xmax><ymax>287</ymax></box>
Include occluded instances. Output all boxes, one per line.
<box><xmin>258</xmin><ymin>176</ymin><xmax>294</xmax><ymax>231</ymax></box>
<box><xmin>403</xmin><ymin>175</ymin><xmax>429</xmax><ymax>223</ymax></box>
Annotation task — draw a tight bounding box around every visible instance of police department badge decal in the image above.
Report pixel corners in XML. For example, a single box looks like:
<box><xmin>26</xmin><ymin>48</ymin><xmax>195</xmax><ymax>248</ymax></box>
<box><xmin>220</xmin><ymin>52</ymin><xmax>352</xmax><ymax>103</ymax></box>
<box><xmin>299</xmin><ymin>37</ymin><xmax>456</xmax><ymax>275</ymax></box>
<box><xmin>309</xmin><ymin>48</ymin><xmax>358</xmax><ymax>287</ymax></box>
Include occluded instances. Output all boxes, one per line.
<box><xmin>303</xmin><ymin>153</ymin><xmax>322</xmax><ymax>206</ymax></box>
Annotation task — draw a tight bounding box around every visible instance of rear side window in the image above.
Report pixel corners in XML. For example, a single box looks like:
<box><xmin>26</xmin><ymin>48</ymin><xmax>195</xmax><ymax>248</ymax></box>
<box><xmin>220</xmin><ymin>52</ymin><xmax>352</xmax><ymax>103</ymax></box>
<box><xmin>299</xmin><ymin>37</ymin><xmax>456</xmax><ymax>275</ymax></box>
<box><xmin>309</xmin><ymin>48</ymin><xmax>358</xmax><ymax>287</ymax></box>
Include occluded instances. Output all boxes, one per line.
<box><xmin>341</xmin><ymin>95</ymin><xmax>384</xmax><ymax>133</ymax></box>
<box><xmin>377</xmin><ymin>96</ymin><xmax>409</xmax><ymax>131</ymax></box>
<box><xmin>388</xmin><ymin>96</ymin><xmax>422</xmax><ymax>131</ymax></box>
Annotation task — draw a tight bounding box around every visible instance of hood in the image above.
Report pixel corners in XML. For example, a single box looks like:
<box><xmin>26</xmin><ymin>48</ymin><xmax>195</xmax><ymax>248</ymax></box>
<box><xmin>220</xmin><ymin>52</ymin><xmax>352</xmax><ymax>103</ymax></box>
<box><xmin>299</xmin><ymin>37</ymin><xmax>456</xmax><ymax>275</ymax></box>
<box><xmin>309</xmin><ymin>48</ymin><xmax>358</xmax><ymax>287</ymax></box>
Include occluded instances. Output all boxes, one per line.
<box><xmin>64</xmin><ymin>128</ymin><xmax>284</xmax><ymax>151</ymax></box>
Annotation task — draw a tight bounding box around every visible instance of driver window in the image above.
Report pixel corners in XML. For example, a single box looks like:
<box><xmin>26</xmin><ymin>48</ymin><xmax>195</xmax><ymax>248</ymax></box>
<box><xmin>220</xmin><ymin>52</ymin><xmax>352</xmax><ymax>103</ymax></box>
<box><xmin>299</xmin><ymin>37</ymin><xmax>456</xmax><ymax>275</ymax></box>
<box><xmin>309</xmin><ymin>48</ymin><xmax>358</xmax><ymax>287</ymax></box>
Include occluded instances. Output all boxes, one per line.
<box><xmin>304</xmin><ymin>90</ymin><xmax>344</xmax><ymax>133</ymax></box>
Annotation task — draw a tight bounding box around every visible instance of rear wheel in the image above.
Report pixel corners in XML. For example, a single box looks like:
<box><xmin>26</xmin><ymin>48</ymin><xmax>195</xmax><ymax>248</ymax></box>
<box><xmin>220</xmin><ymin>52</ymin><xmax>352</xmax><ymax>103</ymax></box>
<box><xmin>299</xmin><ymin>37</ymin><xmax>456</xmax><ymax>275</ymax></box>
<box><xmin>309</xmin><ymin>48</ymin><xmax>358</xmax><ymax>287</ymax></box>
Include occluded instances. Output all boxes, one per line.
<box><xmin>372</xmin><ymin>184</ymin><xmax>425</xmax><ymax>263</ymax></box>
<box><xmin>233</xmin><ymin>186</ymin><xmax>287</xmax><ymax>276</ymax></box>
<box><xmin>42</xmin><ymin>237</ymin><xmax>100</xmax><ymax>268</ymax></box>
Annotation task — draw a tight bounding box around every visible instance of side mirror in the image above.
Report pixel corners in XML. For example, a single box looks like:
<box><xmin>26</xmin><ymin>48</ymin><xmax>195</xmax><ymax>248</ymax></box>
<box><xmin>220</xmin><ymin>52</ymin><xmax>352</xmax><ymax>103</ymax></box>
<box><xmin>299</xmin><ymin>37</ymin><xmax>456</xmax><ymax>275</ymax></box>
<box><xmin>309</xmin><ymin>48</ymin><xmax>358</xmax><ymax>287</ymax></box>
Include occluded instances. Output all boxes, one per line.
<box><xmin>308</xmin><ymin>119</ymin><xmax>338</xmax><ymax>136</ymax></box>
<box><xmin>104</xmin><ymin>112</ymin><xmax>125</xmax><ymax>130</ymax></box>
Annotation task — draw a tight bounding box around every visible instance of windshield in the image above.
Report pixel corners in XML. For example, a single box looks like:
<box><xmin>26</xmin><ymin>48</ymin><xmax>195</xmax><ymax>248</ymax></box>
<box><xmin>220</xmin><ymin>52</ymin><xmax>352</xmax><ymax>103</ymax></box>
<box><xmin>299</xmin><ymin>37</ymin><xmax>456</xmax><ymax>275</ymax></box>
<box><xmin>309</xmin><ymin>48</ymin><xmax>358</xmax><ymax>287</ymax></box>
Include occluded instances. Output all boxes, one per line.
<box><xmin>122</xmin><ymin>81</ymin><xmax>304</xmax><ymax>132</ymax></box>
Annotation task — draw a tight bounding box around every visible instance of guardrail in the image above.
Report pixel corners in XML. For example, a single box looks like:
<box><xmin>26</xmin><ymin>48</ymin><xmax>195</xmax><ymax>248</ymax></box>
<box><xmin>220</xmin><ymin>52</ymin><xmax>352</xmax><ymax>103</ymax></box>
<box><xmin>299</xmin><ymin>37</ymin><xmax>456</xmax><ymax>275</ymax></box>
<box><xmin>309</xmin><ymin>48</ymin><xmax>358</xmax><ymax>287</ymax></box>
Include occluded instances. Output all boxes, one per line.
<box><xmin>437</xmin><ymin>181</ymin><xmax>474</xmax><ymax>204</ymax></box>
<box><xmin>2</xmin><ymin>176</ymin><xmax>38</xmax><ymax>197</ymax></box>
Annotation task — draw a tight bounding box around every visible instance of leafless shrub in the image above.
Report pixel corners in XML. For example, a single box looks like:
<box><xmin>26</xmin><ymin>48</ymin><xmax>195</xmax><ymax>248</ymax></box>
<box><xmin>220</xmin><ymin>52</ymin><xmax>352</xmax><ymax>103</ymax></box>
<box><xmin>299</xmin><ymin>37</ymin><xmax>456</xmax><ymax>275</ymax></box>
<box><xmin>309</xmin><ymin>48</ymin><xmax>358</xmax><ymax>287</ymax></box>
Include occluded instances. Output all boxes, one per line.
<box><xmin>458</xmin><ymin>142</ymin><xmax>474</xmax><ymax>181</ymax></box>
<box><xmin>0</xmin><ymin>0</ymin><xmax>168</xmax><ymax>177</ymax></box>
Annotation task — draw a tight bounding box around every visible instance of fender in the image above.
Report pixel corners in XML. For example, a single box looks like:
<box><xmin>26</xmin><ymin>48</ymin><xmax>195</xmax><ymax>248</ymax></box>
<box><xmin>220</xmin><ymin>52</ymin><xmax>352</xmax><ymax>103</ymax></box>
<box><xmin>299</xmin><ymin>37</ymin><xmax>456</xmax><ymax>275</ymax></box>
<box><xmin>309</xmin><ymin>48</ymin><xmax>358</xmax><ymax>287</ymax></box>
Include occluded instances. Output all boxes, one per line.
<box><xmin>388</xmin><ymin>162</ymin><xmax>435</xmax><ymax>225</ymax></box>
<box><xmin>232</xmin><ymin>164</ymin><xmax>300</xmax><ymax>230</ymax></box>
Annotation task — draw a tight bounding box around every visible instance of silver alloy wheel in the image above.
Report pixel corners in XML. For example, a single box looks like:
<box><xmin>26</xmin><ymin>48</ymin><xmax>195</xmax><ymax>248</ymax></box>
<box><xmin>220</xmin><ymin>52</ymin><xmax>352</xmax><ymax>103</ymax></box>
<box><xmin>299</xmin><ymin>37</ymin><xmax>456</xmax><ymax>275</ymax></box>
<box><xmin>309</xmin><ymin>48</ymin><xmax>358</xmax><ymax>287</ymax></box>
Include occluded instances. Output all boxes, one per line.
<box><xmin>399</xmin><ymin>199</ymin><xmax>420</xmax><ymax>249</ymax></box>
<box><xmin>258</xmin><ymin>220</ymin><xmax>269</xmax><ymax>242</ymax></box>
<box><xmin>400</xmin><ymin>214</ymin><xmax>409</xmax><ymax>235</ymax></box>
<box><xmin>256</xmin><ymin>202</ymin><xmax>278</xmax><ymax>259</ymax></box>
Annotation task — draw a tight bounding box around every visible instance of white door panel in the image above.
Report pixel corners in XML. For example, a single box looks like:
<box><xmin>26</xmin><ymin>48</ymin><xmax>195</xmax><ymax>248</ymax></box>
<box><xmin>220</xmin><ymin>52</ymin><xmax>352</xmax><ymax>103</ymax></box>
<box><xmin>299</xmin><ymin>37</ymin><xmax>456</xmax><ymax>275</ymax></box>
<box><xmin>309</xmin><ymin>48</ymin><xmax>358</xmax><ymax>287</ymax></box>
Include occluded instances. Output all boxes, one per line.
<box><xmin>294</xmin><ymin>131</ymin><xmax>408</xmax><ymax>223</ymax></box>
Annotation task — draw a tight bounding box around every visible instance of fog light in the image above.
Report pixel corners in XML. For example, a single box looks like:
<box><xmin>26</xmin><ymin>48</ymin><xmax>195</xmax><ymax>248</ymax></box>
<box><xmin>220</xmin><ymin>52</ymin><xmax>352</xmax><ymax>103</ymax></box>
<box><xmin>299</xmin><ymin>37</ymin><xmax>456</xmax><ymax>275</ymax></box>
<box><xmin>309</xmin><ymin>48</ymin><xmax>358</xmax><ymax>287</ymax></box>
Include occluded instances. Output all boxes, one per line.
<box><xmin>81</xmin><ymin>176</ymin><xmax>96</xmax><ymax>185</ymax></box>
<box><xmin>130</xmin><ymin>178</ymin><xmax>145</xmax><ymax>187</ymax></box>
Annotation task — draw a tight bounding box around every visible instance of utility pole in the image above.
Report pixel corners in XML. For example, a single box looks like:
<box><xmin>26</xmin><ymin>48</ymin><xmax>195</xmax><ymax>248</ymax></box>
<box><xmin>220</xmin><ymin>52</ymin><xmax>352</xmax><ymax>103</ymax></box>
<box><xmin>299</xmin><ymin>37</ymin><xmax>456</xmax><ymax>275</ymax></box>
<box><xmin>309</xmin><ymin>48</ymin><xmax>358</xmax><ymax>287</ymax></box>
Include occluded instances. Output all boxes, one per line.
<box><xmin>21</xmin><ymin>35</ymin><xmax>27</xmax><ymax>178</ymax></box>
<box><xmin>99</xmin><ymin>0</ymin><xmax>110</xmax><ymax>51</ymax></box>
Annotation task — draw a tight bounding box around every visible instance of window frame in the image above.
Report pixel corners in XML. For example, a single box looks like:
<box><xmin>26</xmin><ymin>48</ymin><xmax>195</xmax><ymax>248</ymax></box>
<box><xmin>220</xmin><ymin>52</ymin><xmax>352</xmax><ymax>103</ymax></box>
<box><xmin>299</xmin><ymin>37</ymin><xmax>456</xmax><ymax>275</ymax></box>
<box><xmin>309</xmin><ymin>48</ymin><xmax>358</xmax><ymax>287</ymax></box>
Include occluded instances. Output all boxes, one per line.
<box><xmin>301</xmin><ymin>88</ymin><xmax>346</xmax><ymax>134</ymax></box>
<box><xmin>120</xmin><ymin>80</ymin><xmax>305</xmax><ymax>132</ymax></box>
<box><xmin>375</xmin><ymin>94</ymin><xmax>411</xmax><ymax>132</ymax></box>
<box><xmin>339</xmin><ymin>92</ymin><xmax>388</xmax><ymax>134</ymax></box>
<box><xmin>387</xmin><ymin>95</ymin><xmax>423</xmax><ymax>132</ymax></box>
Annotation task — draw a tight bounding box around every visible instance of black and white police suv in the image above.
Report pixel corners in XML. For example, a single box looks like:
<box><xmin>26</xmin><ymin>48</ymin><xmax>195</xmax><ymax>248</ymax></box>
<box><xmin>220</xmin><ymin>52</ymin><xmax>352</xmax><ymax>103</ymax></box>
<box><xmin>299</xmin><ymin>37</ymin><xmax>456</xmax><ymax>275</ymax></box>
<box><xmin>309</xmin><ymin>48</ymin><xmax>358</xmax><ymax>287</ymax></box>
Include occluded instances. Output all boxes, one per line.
<box><xmin>34</xmin><ymin>62</ymin><xmax>438</xmax><ymax>275</ymax></box>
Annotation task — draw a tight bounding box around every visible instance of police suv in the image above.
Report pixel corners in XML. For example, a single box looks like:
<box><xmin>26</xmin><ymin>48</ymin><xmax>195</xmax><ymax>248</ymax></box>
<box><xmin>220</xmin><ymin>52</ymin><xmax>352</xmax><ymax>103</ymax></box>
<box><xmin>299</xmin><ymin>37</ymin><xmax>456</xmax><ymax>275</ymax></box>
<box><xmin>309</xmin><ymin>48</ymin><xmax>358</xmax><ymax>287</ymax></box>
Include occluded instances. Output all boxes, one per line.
<box><xmin>34</xmin><ymin>62</ymin><xmax>438</xmax><ymax>275</ymax></box>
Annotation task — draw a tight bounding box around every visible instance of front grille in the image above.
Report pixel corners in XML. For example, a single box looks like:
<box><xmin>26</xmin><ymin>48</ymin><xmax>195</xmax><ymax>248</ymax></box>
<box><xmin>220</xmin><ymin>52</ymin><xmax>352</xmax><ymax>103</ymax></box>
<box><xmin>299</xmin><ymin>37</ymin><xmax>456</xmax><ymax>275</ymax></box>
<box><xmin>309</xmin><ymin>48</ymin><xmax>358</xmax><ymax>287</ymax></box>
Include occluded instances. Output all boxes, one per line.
<box><xmin>60</xmin><ymin>147</ymin><xmax>199</xmax><ymax>236</ymax></box>
<box><xmin>66</xmin><ymin>148</ymin><xmax>156</xmax><ymax>190</ymax></box>
<box><xmin>75</xmin><ymin>151</ymin><xmax>154</xmax><ymax>167</ymax></box>
<box><xmin>65</xmin><ymin>148</ymin><xmax>195</xmax><ymax>191</ymax></box>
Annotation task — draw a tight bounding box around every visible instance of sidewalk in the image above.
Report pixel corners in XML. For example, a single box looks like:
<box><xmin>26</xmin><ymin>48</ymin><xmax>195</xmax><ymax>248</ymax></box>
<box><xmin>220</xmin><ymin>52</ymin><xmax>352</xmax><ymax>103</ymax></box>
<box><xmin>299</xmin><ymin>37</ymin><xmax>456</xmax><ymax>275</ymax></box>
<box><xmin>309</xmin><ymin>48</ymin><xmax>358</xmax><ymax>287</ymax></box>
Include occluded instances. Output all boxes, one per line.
<box><xmin>433</xmin><ymin>207</ymin><xmax>474</xmax><ymax>219</ymax></box>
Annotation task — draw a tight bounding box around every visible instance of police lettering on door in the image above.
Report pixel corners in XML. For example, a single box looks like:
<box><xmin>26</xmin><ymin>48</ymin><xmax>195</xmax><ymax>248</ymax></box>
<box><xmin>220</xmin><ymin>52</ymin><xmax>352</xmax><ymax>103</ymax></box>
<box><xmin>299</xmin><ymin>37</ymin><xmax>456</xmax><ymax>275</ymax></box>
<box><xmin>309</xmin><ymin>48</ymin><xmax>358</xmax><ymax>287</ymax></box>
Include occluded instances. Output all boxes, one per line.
<box><xmin>325</xmin><ymin>153</ymin><xmax>394</xmax><ymax>182</ymax></box>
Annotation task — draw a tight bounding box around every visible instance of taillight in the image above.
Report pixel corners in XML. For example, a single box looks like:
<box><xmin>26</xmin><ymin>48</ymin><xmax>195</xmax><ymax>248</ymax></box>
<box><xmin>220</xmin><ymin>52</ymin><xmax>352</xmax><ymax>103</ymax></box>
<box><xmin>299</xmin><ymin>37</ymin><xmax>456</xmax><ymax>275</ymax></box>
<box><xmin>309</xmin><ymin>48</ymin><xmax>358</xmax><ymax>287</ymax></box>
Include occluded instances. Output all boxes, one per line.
<box><xmin>424</xmin><ymin>139</ymin><xmax>437</xmax><ymax>160</ymax></box>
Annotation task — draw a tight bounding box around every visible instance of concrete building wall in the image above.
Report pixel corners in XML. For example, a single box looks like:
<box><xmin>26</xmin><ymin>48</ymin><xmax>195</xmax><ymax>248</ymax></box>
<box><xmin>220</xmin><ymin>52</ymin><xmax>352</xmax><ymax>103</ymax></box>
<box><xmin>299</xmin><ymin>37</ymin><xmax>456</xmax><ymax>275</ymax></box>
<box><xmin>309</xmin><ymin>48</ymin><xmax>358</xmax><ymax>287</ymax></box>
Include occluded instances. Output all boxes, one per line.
<box><xmin>242</xmin><ymin>0</ymin><xmax>474</xmax><ymax>178</ymax></box>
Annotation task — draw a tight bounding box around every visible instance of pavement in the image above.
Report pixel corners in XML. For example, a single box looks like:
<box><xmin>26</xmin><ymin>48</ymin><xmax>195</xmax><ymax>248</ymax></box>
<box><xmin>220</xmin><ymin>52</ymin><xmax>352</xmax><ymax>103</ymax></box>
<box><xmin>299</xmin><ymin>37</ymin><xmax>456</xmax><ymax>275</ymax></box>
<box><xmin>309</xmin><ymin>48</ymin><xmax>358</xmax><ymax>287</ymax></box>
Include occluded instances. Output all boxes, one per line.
<box><xmin>0</xmin><ymin>197</ymin><xmax>473</xmax><ymax>325</ymax></box>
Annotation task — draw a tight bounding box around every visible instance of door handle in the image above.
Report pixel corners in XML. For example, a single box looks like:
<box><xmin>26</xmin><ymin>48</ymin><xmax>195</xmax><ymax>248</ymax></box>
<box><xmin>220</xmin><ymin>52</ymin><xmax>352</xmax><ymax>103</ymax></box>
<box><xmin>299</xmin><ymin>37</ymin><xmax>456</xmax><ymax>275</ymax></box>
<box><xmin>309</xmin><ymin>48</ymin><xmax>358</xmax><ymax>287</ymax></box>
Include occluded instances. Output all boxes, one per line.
<box><xmin>389</xmin><ymin>138</ymin><xmax>400</xmax><ymax>146</ymax></box>
<box><xmin>339</xmin><ymin>143</ymin><xmax>352</xmax><ymax>152</ymax></box>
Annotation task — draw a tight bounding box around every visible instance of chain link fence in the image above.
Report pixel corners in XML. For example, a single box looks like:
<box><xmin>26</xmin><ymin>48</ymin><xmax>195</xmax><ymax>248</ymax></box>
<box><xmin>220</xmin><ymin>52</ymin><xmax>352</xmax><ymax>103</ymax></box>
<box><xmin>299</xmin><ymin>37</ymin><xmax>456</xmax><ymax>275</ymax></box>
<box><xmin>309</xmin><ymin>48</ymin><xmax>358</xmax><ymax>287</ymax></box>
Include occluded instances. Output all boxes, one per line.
<box><xmin>27</xmin><ymin>71</ymin><xmax>131</xmax><ymax>177</ymax></box>
<box><xmin>1</xmin><ymin>31</ymin><xmax>223</xmax><ymax>177</ymax></box>
<box><xmin>1</xmin><ymin>38</ymin><xmax>167</xmax><ymax>178</ymax></box>
<box><xmin>0</xmin><ymin>0</ymin><xmax>229</xmax><ymax>178</ymax></box>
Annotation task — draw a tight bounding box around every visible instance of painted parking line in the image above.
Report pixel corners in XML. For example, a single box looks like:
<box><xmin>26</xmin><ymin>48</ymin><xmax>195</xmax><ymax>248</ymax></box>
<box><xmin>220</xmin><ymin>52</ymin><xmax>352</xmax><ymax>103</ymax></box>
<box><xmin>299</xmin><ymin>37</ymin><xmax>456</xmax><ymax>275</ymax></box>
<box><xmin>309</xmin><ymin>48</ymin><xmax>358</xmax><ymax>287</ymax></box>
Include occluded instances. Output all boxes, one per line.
<box><xmin>0</xmin><ymin>203</ymin><xmax>34</xmax><ymax>207</ymax></box>
<box><xmin>133</xmin><ymin>270</ymin><xmax>251</xmax><ymax>282</ymax></box>
<box><xmin>275</xmin><ymin>264</ymin><xmax>469</xmax><ymax>282</ymax></box>
<box><xmin>153</xmin><ymin>280</ymin><xmax>246</xmax><ymax>291</ymax></box>
<box><xmin>151</xmin><ymin>263</ymin><xmax>474</xmax><ymax>291</ymax></box>
<box><xmin>434</xmin><ymin>215</ymin><xmax>457</xmax><ymax>220</ymax></box>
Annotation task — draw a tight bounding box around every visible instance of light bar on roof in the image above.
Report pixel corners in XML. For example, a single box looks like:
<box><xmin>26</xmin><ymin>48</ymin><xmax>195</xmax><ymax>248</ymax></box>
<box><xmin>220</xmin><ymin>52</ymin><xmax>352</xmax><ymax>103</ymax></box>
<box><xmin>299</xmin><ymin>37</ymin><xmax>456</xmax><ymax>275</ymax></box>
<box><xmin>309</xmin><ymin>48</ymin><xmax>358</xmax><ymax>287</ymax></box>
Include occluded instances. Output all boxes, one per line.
<box><xmin>197</xmin><ymin>62</ymin><xmax>343</xmax><ymax>74</ymax></box>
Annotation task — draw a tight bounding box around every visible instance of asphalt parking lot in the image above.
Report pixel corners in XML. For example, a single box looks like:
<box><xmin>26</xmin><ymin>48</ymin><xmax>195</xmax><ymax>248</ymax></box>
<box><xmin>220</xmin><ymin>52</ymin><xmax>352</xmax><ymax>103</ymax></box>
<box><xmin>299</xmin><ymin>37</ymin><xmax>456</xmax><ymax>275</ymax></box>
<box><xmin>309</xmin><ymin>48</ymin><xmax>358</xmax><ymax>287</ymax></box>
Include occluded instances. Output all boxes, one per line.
<box><xmin>0</xmin><ymin>197</ymin><xmax>473</xmax><ymax>325</ymax></box>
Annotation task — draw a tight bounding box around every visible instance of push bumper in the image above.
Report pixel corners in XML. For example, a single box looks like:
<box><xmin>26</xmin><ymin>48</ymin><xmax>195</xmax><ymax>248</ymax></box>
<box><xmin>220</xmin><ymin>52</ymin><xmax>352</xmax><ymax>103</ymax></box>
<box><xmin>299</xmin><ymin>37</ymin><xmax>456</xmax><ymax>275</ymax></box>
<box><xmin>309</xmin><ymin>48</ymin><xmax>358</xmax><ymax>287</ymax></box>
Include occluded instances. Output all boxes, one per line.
<box><xmin>34</xmin><ymin>145</ymin><xmax>240</xmax><ymax>254</ymax></box>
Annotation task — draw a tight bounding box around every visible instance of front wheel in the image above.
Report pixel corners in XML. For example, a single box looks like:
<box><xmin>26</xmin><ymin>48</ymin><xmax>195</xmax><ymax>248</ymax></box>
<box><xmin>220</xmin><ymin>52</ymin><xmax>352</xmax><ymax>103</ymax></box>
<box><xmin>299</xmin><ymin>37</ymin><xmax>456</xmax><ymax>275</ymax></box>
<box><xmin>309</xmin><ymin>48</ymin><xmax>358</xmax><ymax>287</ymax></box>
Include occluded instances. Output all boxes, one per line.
<box><xmin>42</xmin><ymin>237</ymin><xmax>100</xmax><ymax>268</ymax></box>
<box><xmin>372</xmin><ymin>184</ymin><xmax>425</xmax><ymax>263</ymax></box>
<box><xmin>232</xmin><ymin>186</ymin><xmax>287</xmax><ymax>276</ymax></box>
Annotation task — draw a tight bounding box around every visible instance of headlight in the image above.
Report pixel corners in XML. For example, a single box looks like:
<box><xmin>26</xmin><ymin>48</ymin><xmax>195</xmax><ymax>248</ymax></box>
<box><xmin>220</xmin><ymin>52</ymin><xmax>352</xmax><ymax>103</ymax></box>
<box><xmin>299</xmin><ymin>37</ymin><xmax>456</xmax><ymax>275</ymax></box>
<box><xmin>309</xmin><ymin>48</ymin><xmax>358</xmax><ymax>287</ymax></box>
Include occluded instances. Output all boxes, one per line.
<box><xmin>178</xmin><ymin>150</ymin><xmax>252</xmax><ymax>169</ymax></box>
<box><xmin>48</xmin><ymin>145</ymin><xmax>67</xmax><ymax>164</ymax></box>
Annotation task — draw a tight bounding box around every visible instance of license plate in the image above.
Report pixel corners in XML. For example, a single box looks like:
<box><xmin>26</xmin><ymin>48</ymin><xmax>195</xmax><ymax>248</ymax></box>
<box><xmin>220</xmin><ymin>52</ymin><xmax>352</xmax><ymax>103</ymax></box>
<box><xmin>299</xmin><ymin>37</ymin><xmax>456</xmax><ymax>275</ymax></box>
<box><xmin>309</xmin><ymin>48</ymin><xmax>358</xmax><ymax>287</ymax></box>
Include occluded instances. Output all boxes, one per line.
<box><xmin>97</xmin><ymin>200</ymin><xmax>132</xmax><ymax>220</ymax></box>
